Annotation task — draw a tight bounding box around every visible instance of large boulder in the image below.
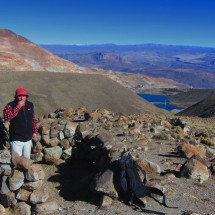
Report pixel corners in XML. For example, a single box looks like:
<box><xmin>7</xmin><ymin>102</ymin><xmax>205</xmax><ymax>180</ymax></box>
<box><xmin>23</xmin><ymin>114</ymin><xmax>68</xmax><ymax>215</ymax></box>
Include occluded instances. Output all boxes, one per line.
<box><xmin>43</xmin><ymin>146</ymin><xmax>62</xmax><ymax>164</ymax></box>
<box><xmin>25</xmin><ymin>164</ymin><xmax>45</xmax><ymax>182</ymax></box>
<box><xmin>180</xmin><ymin>156</ymin><xmax>210</xmax><ymax>183</ymax></box>
<box><xmin>13</xmin><ymin>156</ymin><xmax>34</xmax><ymax>171</ymax></box>
<box><xmin>9</xmin><ymin>169</ymin><xmax>25</xmax><ymax>191</ymax></box>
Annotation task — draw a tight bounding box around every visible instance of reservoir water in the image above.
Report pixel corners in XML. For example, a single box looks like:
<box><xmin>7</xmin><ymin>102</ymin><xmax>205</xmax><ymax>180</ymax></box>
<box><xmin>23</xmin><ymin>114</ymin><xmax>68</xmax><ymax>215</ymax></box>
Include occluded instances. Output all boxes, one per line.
<box><xmin>137</xmin><ymin>93</ymin><xmax>184</xmax><ymax>111</ymax></box>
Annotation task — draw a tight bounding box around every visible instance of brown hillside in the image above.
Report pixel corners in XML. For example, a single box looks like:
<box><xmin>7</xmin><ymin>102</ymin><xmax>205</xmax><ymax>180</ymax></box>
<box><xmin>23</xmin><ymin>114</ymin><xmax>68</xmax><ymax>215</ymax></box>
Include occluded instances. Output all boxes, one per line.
<box><xmin>177</xmin><ymin>93</ymin><xmax>215</xmax><ymax>118</ymax></box>
<box><xmin>0</xmin><ymin>71</ymin><xmax>162</xmax><ymax>117</ymax></box>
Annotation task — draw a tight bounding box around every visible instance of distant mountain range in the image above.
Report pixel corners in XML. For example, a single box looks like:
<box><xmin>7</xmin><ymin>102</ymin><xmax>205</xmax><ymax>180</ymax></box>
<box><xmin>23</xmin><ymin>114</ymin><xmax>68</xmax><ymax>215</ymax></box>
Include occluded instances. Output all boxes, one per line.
<box><xmin>0</xmin><ymin>29</ymin><xmax>170</xmax><ymax>116</ymax></box>
<box><xmin>0</xmin><ymin>29</ymin><xmax>185</xmax><ymax>90</ymax></box>
<box><xmin>41</xmin><ymin>44</ymin><xmax>215</xmax><ymax>88</ymax></box>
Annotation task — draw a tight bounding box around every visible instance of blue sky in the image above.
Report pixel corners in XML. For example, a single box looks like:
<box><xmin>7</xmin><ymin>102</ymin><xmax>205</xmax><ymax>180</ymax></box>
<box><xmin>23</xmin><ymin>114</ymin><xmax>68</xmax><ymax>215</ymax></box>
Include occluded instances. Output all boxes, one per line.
<box><xmin>1</xmin><ymin>0</ymin><xmax>215</xmax><ymax>47</ymax></box>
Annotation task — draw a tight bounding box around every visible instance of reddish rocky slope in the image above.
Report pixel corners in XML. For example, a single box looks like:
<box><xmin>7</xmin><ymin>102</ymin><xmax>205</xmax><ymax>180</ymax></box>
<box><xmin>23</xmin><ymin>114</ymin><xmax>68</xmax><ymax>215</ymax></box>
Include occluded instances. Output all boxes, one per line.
<box><xmin>0</xmin><ymin>29</ymin><xmax>83</xmax><ymax>73</ymax></box>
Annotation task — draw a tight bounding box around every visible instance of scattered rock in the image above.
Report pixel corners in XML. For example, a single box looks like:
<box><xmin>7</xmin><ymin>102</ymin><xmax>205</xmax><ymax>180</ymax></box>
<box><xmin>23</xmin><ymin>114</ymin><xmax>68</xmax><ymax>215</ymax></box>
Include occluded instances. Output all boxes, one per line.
<box><xmin>136</xmin><ymin>159</ymin><xmax>161</xmax><ymax>174</ymax></box>
<box><xmin>0</xmin><ymin>107</ymin><xmax>215</xmax><ymax>214</ymax></box>
<box><xmin>180</xmin><ymin>156</ymin><xmax>210</xmax><ymax>183</ymax></box>
<box><xmin>177</xmin><ymin>143</ymin><xmax>206</xmax><ymax>159</ymax></box>
<box><xmin>100</xmin><ymin>194</ymin><xmax>113</xmax><ymax>207</ymax></box>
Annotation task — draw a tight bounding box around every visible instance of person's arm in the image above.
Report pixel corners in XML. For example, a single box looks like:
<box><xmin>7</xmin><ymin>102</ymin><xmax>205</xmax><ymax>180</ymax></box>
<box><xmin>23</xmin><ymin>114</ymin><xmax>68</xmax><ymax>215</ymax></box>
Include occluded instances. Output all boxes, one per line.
<box><xmin>3</xmin><ymin>104</ymin><xmax>21</xmax><ymax>122</ymax></box>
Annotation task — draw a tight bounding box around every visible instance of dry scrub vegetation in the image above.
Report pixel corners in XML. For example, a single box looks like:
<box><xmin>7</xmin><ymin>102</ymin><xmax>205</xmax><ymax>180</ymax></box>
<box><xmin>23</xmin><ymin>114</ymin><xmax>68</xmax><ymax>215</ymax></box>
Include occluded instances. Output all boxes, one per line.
<box><xmin>0</xmin><ymin>71</ymin><xmax>161</xmax><ymax>117</ymax></box>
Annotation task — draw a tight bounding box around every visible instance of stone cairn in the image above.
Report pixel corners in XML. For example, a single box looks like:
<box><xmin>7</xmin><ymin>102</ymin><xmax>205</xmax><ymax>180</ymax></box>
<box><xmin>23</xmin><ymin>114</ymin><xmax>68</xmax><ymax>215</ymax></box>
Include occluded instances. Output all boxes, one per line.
<box><xmin>0</xmin><ymin>107</ymin><xmax>214</xmax><ymax>214</ymax></box>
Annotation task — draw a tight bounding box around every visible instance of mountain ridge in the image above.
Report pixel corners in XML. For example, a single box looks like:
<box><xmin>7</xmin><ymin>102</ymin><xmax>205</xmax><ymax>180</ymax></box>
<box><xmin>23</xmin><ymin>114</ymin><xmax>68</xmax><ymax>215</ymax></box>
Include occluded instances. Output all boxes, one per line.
<box><xmin>0</xmin><ymin>29</ymin><xmax>82</xmax><ymax>73</ymax></box>
<box><xmin>177</xmin><ymin>93</ymin><xmax>215</xmax><ymax>118</ymax></box>
<box><xmin>0</xmin><ymin>28</ymin><xmax>187</xmax><ymax>91</ymax></box>
<box><xmin>42</xmin><ymin>44</ymin><xmax>215</xmax><ymax>88</ymax></box>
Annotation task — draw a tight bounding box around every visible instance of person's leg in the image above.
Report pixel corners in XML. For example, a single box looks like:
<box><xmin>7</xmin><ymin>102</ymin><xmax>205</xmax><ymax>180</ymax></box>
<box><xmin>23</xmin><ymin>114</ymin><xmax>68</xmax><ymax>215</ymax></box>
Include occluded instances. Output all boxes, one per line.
<box><xmin>10</xmin><ymin>141</ymin><xmax>24</xmax><ymax>156</ymax></box>
<box><xmin>23</xmin><ymin>140</ymin><xmax>32</xmax><ymax>159</ymax></box>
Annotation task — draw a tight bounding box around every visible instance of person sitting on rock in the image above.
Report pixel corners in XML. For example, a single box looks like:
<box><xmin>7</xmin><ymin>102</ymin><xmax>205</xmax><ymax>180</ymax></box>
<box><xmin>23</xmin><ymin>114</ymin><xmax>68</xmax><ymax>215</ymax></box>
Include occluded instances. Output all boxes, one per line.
<box><xmin>3</xmin><ymin>88</ymin><xmax>37</xmax><ymax>159</ymax></box>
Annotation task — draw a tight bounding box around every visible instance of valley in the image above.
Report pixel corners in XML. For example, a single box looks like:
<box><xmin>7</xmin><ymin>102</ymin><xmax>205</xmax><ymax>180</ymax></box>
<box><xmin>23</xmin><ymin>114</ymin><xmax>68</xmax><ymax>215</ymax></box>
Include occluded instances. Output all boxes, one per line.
<box><xmin>42</xmin><ymin>44</ymin><xmax>215</xmax><ymax>88</ymax></box>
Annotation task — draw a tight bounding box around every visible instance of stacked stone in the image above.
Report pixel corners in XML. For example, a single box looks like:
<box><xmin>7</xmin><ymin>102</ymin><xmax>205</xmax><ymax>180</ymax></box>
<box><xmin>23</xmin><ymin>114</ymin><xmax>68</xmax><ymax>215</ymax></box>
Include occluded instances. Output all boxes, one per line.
<box><xmin>32</xmin><ymin>108</ymin><xmax>82</xmax><ymax>165</ymax></box>
<box><xmin>31</xmin><ymin>107</ymin><xmax>165</xmax><ymax>206</ymax></box>
<box><xmin>0</xmin><ymin>107</ymin><xmax>214</xmax><ymax>212</ymax></box>
<box><xmin>32</xmin><ymin>108</ymin><xmax>214</xmax><ymax>185</ymax></box>
<box><xmin>0</xmin><ymin>152</ymin><xmax>58</xmax><ymax>214</ymax></box>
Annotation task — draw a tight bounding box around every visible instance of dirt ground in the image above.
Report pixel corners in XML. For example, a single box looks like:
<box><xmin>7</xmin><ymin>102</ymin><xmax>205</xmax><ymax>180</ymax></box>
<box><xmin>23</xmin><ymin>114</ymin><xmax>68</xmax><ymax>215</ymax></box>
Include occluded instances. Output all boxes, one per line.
<box><xmin>41</xmin><ymin>138</ymin><xmax>215</xmax><ymax>215</ymax></box>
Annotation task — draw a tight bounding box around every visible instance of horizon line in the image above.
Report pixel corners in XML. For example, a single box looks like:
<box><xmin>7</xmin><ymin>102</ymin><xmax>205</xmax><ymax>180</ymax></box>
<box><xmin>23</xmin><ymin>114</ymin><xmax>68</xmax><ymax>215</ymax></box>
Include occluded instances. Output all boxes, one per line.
<box><xmin>39</xmin><ymin>43</ymin><xmax>215</xmax><ymax>49</ymax></box>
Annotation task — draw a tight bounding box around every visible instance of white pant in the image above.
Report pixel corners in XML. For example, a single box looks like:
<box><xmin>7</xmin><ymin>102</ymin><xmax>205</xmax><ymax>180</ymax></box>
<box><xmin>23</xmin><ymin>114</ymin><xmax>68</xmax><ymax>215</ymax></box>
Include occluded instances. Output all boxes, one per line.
<box><xmin>10</xmin><ymin>140</ymin><xmax>32</xmax><ymax>159</ymax></box>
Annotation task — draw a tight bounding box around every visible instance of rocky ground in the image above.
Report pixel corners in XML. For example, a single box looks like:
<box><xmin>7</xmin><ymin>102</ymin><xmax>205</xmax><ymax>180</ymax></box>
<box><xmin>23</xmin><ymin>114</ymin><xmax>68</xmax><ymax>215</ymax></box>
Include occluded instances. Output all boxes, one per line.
<box><xmin>0</xmin><ymin>107</ymin><xmax>215</xmax><ymax>215</ymax></box>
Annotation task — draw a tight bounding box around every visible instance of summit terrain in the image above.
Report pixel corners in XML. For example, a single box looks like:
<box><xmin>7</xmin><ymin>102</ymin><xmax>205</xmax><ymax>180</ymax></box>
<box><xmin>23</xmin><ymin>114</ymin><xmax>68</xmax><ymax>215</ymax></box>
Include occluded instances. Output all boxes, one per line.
<box><xmin>0</xmin><ymin>107</ymin><xmax>215</xmax><ymax>215</ymax></box>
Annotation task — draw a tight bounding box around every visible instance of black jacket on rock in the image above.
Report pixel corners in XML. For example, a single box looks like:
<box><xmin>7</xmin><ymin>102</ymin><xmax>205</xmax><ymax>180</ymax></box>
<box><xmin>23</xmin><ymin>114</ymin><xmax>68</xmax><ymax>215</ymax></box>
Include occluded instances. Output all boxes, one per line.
<box><xmin>8</xmin><ymin>100</ymin><xmax>34</xmax><ymax>142</ymax></box>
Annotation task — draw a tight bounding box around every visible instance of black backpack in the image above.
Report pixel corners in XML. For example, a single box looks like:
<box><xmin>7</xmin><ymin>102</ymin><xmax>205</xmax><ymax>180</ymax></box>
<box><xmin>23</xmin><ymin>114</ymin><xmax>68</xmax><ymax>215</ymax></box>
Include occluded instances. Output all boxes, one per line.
<box><xmin>114</xmin><ymin>154</ymin><xmax>176</xmax><ymax>208</ymax></box>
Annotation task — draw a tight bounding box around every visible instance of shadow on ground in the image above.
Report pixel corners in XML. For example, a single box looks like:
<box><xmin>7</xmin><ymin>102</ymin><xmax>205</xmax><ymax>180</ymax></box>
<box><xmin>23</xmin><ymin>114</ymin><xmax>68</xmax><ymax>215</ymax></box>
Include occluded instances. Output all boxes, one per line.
<box><xmin>47</xmin><ymin>158</ymin><xmax>101</xmax><ymax>206</ymax></box>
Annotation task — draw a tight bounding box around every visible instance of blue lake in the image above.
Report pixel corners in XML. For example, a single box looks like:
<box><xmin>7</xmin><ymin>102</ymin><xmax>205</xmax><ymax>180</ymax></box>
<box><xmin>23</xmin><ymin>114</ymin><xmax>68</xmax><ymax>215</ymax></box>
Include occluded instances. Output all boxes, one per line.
<box><xmin>137</xmin><ymin>93</ymin><xmax>184</xmax><ymax>111</ymax></box>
